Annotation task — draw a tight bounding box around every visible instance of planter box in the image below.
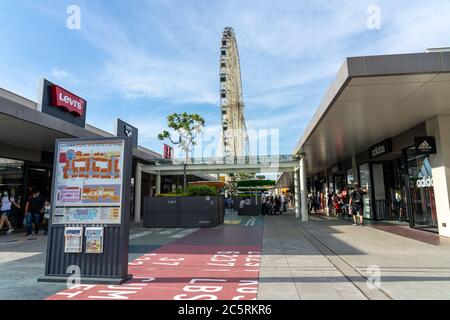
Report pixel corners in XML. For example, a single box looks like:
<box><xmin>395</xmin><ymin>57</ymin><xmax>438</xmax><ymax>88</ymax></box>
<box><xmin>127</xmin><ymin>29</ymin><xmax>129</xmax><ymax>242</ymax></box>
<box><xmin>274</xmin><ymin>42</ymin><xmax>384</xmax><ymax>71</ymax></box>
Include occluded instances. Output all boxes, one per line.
<box><xmin>144</xmin><ymin>196</ymin><xmax>224</xmax><ymax>228</ymax></box>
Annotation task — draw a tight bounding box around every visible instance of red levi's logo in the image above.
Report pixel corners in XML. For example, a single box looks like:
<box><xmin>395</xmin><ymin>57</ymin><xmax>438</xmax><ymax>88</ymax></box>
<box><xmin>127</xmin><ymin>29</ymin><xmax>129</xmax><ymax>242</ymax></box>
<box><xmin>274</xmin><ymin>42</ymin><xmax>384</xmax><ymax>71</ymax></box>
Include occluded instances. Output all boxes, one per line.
<box><xmin>50</xmin><ymin>85</ymin><xmax>85</xmax><ymax>117</ymax></box>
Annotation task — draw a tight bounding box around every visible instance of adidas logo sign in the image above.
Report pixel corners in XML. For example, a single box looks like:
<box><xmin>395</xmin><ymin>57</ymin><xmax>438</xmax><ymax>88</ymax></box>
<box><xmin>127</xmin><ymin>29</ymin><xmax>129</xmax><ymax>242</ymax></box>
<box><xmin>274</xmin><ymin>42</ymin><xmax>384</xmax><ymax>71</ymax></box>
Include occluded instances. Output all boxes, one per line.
<box><xmin>418</xmin><ymin>140</ymin><xmax>431</xmax><ymax>151</ymax></box>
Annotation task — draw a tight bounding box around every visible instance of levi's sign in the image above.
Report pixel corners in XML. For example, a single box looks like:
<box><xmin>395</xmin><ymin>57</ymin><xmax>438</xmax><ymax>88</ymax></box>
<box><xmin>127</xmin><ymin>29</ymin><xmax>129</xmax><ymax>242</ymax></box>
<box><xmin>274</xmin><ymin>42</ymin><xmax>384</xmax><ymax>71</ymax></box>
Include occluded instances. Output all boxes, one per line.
<box><xmin>50</xmin><ymin>85</ymin><xmax>85</xmax><ymax>117</ymax></box>
<box><xmin>369</xmin><ymin>139</ymin><xmax>392</xmax><ymax>159</ymax></box>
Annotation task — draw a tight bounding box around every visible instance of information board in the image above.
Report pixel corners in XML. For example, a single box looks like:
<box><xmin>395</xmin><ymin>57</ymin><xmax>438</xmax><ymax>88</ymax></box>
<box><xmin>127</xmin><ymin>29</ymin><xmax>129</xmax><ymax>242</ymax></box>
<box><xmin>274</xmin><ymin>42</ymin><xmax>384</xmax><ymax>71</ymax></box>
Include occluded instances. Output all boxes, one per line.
<box><xmin>52</xmin><ymin>140</ymin><xmax>125</xmax><ymax>224</ymax></box>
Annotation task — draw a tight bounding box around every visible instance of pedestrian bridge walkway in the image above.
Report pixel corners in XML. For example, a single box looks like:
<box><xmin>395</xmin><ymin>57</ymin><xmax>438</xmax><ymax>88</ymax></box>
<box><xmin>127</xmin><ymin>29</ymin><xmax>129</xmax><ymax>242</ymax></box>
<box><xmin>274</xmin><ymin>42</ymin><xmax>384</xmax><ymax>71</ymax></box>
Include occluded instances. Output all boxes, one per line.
<box><xmin>133</xmin><ymin>154</ymin><xmax>310</xmax><ymax>223</ymax></box>
<box><xmin>141</xmin><ymin>155</ymin><xmax>300</xmax><ymax>175</ymax></box>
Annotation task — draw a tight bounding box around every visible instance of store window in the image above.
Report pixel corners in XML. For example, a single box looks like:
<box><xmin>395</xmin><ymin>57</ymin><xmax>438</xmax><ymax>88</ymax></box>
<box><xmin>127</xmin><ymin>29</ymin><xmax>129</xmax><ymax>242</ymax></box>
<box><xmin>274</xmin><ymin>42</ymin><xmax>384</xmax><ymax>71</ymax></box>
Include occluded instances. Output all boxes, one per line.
<box><xmin>346</xmin><ymin>169</ymin><xmax>354</xmax><ymax>186</ymax></box>
<box><xmin>359</xmin><ymin>163</ymin><xmax>373</xmax><ymax>219</ymax></box>
<box><xmin>406</xmin><ymin>147</ymin><xmax>438</xmax><ymax>231</ymax></box>
<box><xmin>390</xmin><ymin>159</ymin><xmax>409</xmax><ymax>222</ymax></box>
<box><xmin>328</xmin><ymin>175</ymin><xmax>334</xmax><ymax>193</ymax></box>
<box><xmin>0</xmin><ymin>158</ymin><xmax>24</xmax><ymax>198</ymax></box>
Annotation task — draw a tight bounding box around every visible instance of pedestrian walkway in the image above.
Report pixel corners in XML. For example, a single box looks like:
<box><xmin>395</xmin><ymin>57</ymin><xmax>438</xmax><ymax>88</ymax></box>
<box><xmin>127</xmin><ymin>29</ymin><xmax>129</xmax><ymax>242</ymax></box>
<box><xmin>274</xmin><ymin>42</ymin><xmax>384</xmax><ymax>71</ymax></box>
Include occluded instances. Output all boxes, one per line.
<box><xmin>47</xmin><ymin>213</ymin><xmax>264</xmax><ymax>300</ymax></box>
<box><xmin>0</xmin><ymin>227</ymin><xmax>204</xmax><ymax>300</ymax></box>
<box><xmin>258</xmin><ymin>214</ymin><xmax>450</xmax><ymax>300</ymax></box>
<box><xmin>2</xmin><ymin>212</ymin><xmax>450</xmax><ymax>300</ymax></box>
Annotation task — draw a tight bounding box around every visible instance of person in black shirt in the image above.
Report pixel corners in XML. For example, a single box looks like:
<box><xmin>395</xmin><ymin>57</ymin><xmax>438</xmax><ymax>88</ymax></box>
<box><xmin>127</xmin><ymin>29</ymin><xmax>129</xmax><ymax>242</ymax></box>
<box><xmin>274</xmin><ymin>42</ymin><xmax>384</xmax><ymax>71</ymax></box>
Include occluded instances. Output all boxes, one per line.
<box><xmin>349</xmin><ymin>184</ymin><xmax>367</xmax><ymax>226</ymax></box>
<box><xmin>25</xmin><ymin>189</ymin><xmax>45</xmax><ymax>236</ymax></box>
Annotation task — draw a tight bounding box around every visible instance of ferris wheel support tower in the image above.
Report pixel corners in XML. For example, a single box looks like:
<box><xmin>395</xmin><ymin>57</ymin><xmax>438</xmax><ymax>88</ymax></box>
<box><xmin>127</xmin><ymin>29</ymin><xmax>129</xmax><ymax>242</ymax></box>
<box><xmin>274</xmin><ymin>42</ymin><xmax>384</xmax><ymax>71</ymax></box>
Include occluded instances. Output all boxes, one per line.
<box><xmin>219</xmin><ymin>27</ymin><xmax>249</xmax><ymax>159</ymax></box>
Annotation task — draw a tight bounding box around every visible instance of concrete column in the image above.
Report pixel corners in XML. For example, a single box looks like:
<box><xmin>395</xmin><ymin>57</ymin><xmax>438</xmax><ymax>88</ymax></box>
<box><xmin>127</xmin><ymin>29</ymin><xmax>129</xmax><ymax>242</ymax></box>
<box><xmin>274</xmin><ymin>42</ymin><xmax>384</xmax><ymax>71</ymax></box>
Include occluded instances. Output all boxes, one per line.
<box><xmin>299</xmin><ymin>157</ymin><xmax>308</xmax><ymax>221</ymax></box>
<box><xmin>294</xmin><ymin>169</ymin><xmax>300</xmax><ymax>218</ymax></box>
<box><xmin>324</xmin><ymin>168</ymin><xmax>330</xmax><ymax>216</ymax></box>
<box><xmin>156</xmin><ymin>171</ymin><xmax>161</xmax><ymax>195</ymax></box>
<box><xmin>134</xmin><ymin>163</ymin><xmax>142</xmax><ymax>223</ymax></box>
<box><xmin>149</xmin><ymin>174</ymin><xmax>154</xmax><ymax>197</ymax></box>
<box><xmin>351</xmin><ymin>154</ymin><xmax>359</xmax><ymax>185</ymax></box>
<box><xmin>426</xmin><ymin>115</ymin><xmax>450</xmax><ymax>237</ymax></box>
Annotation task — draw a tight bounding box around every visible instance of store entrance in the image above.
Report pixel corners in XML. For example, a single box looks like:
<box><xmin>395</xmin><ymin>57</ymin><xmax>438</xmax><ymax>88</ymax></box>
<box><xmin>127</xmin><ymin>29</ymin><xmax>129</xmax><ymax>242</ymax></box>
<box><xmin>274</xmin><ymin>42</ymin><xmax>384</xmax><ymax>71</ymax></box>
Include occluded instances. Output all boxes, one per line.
<box><xmin>405</xmin><ymin>147</ymin><xmax>438</xmax><ymax>232</ymax></box>
<box><xmin>24</xmin><ymin>164</ymin><xmax>52</xmax><ymax>200</ymax></box>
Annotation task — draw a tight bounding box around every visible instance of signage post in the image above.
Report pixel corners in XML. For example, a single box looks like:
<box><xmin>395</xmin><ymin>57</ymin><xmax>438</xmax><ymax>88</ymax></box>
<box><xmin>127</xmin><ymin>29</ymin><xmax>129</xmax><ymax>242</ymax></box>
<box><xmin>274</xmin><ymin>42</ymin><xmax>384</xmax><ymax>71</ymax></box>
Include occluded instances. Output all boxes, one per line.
<box><xmin>39</xmin><ymin>137</ymin><xmax>132</xmax><ymax>284</ymax></box>
<box><xmin>115</xmin><ymin>118</ymin><xmax>138</xmax><ymax>148</ymax></box>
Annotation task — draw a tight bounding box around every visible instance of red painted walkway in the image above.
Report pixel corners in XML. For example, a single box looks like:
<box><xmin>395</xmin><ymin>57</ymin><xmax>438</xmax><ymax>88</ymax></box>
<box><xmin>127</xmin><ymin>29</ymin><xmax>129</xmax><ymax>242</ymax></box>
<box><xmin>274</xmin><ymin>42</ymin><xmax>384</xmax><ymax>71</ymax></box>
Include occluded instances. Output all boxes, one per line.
<box><xmin>47</xmin><ymin>217</ymin><xmax>263</xmax><ymax>300</ymax></box>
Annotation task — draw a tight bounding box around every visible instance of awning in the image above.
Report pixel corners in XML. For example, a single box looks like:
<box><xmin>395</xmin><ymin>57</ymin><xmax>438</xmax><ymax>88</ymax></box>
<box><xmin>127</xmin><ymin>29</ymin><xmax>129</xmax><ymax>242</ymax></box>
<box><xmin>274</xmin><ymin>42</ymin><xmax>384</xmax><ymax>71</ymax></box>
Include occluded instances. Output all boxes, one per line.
<box><xmin>294</xmin><ymin>52</ymin><xmax>450</xmax><ymax>176</ymax></box>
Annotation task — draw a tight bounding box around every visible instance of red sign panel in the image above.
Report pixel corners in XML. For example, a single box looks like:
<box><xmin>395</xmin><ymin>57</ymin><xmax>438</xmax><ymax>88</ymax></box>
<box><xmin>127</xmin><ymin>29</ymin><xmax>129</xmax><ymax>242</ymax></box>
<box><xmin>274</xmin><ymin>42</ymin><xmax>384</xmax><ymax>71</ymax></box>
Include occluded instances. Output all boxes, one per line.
<box><xmin>50</xmin><ymin>85</ymin><xmax>85</xmax><ymax>117</ymax></box>
<box><xmin>164</xmin><ymin>144</ymin><xmax>173</xmax><ymax>159</ymax></box>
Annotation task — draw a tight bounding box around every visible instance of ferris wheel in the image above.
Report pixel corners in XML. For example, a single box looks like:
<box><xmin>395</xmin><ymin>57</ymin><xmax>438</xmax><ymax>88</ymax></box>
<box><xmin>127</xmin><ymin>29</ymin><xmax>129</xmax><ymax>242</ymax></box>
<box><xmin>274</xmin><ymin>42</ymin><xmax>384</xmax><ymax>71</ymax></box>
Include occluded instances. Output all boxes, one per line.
<box><xmin>219</xmin><ymin>27</ymin><xmax>249</xmax><ymax>159</ymax></box>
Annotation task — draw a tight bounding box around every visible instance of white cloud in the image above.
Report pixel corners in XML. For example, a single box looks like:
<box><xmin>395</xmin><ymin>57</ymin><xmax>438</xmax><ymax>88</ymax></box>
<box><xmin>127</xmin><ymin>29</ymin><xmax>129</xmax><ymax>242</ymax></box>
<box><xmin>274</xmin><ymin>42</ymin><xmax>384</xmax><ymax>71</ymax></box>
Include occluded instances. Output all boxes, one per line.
<box><xmin>3</xmin><ymin>0</ymin><xmax>450</xmax><ymax>155</ymax></box>
<box><xmin>51</xmin><ymin>68</ymin><xmax>69</xmax><ymax>78</ymax></box>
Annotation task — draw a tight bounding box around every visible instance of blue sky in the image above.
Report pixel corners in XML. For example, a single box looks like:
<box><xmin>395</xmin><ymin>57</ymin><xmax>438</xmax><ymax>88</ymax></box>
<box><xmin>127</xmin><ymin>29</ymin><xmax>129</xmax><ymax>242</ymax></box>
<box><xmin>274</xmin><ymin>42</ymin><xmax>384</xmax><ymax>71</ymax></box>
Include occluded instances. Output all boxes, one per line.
<box><xmin>1</xmin><ymin>0</ymin><xmax>450</xmax><ymax>156</ymax></box>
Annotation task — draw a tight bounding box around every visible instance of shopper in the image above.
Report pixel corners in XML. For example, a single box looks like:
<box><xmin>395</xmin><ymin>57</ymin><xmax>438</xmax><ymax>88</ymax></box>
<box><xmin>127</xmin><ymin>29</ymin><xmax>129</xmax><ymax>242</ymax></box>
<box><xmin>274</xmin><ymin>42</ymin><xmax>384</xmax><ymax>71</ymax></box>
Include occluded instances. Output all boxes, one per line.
<box><xmin>41</xmin><ymin>199</ymin><xmax>51</xmax><ymax>236</ymax></box>
<box><xmin>307</xmin><ymin>193</ymin><xmax>313</xmax><ymax>213</ymax></box>
<box><xmin>274</xmin><ymin>196</ymin><xmax>281</xmax><ymax>215</ymax></box>
<box><xmin>333</xmin><ymin>193</ymin><xmax>341</xmax><ymax>217</ymax></box>
<box><xmin>349</xmin><ymin>184</ymin><xmax>367</xmax><ymax>226</ymax></box>
<box><xmin>0</xmin><ymin>190</ymin><xmax>18</xmax><ymax>234</ymax></box>
<box><xmin>25</xmin><ymin>189</ymin><xmax>45</xmax><ymax>236</ymax></box>
<box><xmin>239</xmin><ymin>198</ymin><xmax>246</xmax><ymax>209</ymax></box>
<box><xmin>280</xmin><ymin>192</ymin><xmax>287</xmax><ymax>213</ymax></box>
<box><xmin>327</xmin><ymin>192</ymin><xmax>333</xmax><ymax>214</ymax></box>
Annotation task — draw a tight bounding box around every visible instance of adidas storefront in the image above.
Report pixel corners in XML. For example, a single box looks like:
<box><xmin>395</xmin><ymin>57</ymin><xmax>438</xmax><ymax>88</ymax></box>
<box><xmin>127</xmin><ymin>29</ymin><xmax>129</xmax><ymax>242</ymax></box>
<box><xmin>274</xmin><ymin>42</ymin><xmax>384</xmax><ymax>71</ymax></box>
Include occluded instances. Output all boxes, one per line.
<box><xmin>353</xmin><ymin>123</ymin><xmax>447</xmax><ymax>234</ymax></box>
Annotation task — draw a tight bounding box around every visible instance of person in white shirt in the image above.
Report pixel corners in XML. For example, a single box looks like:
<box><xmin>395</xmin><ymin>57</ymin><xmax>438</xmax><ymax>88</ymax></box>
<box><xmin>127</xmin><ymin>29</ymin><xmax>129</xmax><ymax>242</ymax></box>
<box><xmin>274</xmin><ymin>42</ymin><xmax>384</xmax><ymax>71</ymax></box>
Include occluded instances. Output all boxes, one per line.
<box><xmin>280</xmin><ymin>192</ymin><xmax>287</xmax><ymax>213</ymax></box>
<box><xmin>239</xmin><ymin>199</ymin><xmax>246</xmax><ymax>209</ymax></box>
<box><xmin>0</xmin><ymin>190</ymin><xmax>19</xmax><ymax>234</ymax></box>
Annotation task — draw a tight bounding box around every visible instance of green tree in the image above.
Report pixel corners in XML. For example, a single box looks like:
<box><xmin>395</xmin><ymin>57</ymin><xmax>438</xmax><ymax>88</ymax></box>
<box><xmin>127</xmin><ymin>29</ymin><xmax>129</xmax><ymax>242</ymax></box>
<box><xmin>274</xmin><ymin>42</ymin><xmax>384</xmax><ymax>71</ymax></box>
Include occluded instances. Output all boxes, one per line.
<box><xmin>158</xmin><ymin>112</ymin><xmax>205</xmax><ymax>190</ymax></box>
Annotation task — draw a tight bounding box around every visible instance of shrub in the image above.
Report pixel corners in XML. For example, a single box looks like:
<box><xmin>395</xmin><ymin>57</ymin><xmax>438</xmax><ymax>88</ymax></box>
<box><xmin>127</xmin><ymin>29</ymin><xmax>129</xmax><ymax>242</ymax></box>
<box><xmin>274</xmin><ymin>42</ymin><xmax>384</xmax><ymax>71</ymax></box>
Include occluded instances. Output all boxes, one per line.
<box><xmin>156</xmin><ymin>193</ymin><xmax>188</xmax><ymax>197</ymax></box>
<box><xmin>155</xmin><ymin>185</ymin><xmax>218</xmax><ymax>197</ymax></box>
<box><xmin>187</xmin><ymin>185</ymin><xmax>218</xmax><ymax>196</ymax></box>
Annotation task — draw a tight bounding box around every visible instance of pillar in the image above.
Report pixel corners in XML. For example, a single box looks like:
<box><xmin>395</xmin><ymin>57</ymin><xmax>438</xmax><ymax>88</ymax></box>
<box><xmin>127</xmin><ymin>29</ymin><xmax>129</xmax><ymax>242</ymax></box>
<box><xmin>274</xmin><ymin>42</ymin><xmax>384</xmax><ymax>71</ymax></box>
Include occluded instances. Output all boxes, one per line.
<box><xmin>134</xmin><ymin>163</ymin><xmax>142</xmax><ymax>223</ymax></box>
<box><xmin>294</xmin><ymin>168</ymin><xmax>300</xmax><ymax>218</ymax></box>
<box><xmin>156</xmin><ymin>171</ymin><xmax>161</xmax><ymax>195</ymax></box>
<box><xmin>351</xmin><ymin>154</ymin><xmax>359</xmax><ymax>185</ymax></box>
<box><xmin>299</xmin><ymin>157</ymin><xmax>308</xmax><ymax>221</ymax></box>
<box><xmin>426</xmin><ymin>115</ymin><xmax>450</xmax><ymax>237</ymax></box>
<box><xmin>149</xmin><ymin>174</ymin><xmax>154</xmax><ymax>197</ymax></box>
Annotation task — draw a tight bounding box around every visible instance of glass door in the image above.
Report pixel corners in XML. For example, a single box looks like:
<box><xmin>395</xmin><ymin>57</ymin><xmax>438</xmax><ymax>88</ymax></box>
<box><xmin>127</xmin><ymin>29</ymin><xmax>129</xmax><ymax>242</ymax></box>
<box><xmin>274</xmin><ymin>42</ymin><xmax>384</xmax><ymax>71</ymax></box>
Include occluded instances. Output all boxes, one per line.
<box><xmin>406</xmin><ymin>147</ymin><xmax>438</xmax><ymax>232</ymax></box>
<box><xmin>372</xmin><ymin>163</ymin><xmax>387</xmax><ymax>220</ymax></box>
<box><xmin>359</xmin><ymin>163</ymin><xmax>373</xmax><ymax>219</ymax></box>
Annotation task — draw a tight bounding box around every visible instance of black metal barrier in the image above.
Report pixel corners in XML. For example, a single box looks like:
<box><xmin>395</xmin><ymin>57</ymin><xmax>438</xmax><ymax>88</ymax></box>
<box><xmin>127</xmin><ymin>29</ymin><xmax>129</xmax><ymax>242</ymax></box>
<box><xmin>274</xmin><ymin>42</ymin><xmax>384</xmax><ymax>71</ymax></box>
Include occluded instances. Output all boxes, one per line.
<box><xmin>143</xmin><ymin>196</ymin><xmax>225</xmax><ymax>228</ymax></box>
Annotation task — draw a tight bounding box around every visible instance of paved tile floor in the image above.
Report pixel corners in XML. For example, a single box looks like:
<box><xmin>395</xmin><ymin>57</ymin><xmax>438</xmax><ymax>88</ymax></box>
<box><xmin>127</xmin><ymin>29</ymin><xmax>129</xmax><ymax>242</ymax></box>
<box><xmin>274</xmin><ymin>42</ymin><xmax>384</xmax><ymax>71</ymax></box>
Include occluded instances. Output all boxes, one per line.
<box><xmin>1</xmin><ymin>212</ymin><xmax>450</xmax><ymax>300</ymax></box>
<box><xmin>257</xmin><ymin>214</ymin><xmax>450</xmax><ymax>300</ymax></box>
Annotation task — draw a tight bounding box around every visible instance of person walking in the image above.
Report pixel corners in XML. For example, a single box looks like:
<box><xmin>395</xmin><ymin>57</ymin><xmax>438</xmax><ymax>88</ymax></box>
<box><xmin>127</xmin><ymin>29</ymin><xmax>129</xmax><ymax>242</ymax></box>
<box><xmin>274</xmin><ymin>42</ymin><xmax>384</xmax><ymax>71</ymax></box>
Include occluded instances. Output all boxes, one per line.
<box><xmin>307</xmin><ymin>193</ymin><xmax>313</xmax><ymax>213</ymax></box>
<box><xmin>280</xmin><ymin>192</ymin><xmax>287</xmax><ymax>214</ymax></box>
<box><xmin>0</xmin><ymin>190</ymin><xmax>18</xmax><ymax>234</ymax></box>
<box><xmin>349</xmin><ymin>184</ymin><xmax>367</xmax><ymax>226</ymax></box>
<box><xmin>41</xmin><ymin>199</ymin><xmax>51</xmax><ymax>236</ymax></box>
<box><xmin>25</xmin><ymin>189</ymin><xmax>45</xmax><ymax>236</ymax></box>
